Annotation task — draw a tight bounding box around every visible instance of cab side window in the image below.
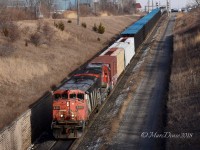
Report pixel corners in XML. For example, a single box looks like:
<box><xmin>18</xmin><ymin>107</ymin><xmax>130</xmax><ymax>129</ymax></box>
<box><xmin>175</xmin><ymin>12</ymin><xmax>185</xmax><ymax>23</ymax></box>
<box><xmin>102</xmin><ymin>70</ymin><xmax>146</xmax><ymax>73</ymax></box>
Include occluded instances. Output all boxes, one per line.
<box><xmin>54</xmin><ymin>94</ymin><xmax>61</xmax><ymax>100</ymax></box>
<box><xmin>62</xmin><ymin>93</ymin><xmax>68</xmax><ymax>99</ymax></box>
<box><xmin>77</xmin><ymin>93</ymin><xmax>84</xmax><ymax>100</ymax></box>
<box><xmin>70</xmin><ymin>94</ymin><xmax>76</xmax><ymax>99</ymax></box>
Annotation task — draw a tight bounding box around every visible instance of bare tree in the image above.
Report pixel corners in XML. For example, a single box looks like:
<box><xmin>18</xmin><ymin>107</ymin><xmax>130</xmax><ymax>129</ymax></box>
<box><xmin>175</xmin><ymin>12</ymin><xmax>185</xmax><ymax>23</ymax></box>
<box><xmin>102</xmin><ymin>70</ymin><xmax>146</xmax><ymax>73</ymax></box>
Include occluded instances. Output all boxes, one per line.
<box><xmin>191</xmin><ymin>0</ymin><xmax>200</xmax><ymax>6</ymax></box>
<box><xmin>194</xmin><ymin>0</ymin><xmax>200</xmax><ymax>5</ymax></box>
<box><xmin>26</xmin><ymin>0</ymin><xmax>55</xmax><ymax>18</ymax></box>
<box><xmin>0</xmin><ymin>0</ymin><xmax>7</xmax><ymax>5</ymax></box>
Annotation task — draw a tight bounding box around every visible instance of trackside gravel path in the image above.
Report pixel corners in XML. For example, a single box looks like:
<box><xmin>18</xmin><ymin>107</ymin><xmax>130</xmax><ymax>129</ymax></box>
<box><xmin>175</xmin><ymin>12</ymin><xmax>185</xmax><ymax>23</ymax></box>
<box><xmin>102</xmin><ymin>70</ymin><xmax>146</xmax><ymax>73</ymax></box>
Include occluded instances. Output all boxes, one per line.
<box><xmin>110</xmin><ymin>15</ymin><xmax>175</xmax><ymax>149</ymax></box>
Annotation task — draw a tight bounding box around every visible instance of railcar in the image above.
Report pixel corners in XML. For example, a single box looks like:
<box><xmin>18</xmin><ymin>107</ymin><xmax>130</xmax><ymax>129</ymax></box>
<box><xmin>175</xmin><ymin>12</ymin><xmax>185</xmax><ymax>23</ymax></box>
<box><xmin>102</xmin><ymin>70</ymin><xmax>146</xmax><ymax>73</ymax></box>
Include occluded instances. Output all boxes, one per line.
<box><xmin>109</xmin><ymin>37</ymin><xmax>135</xmax><ymax>67</ymax></box>
<box><xmin>121</xmin><ymin>8</ymin><xmax>161</xmax><ymax>50</ymax></box>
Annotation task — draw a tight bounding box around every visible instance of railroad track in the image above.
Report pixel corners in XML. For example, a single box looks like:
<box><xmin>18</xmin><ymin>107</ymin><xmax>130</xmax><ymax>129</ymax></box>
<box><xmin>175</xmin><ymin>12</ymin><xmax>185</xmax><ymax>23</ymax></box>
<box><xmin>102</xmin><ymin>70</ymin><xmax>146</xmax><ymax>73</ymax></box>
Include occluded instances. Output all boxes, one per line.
<box><xmin>32</xmin><ymin>13</ymin><xmax>167</xmax><ymax>150</ymax></box>
<box><xmin>50</xmin><ymin>140</ymin><xmax>74</xmax><ymax>150</ymax></box>
<box><xmin>30</xmin><ymin>132</ymin><xmax>74</xmax><ymax>150</ymax></box>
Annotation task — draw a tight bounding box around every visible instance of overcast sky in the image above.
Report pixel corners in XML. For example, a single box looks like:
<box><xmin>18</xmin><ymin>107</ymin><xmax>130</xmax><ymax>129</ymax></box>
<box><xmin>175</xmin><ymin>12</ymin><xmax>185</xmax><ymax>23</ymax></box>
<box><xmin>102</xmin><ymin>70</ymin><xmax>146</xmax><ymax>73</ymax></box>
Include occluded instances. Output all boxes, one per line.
<box><xmin>137</xmin><ymin>0</ymin><xmax>191</xmax><ymax>9</ymax></box>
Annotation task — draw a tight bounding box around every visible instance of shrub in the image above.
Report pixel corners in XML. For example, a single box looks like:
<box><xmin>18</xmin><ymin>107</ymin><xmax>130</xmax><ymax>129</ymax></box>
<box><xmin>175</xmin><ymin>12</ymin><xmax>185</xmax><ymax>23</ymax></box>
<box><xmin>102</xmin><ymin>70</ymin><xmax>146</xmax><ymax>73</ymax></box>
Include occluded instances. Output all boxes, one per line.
<box><xmin>98</xmin><ymin>23</ymin><xmax>105</xmax><ymax>34</ymax></box>
<box><xmin>2</xmin><ymin>27</ymin><xmax>9</xmax><ymax>37</ymax></box>
<box><xmin>93</xmin><ymin>23</ymin><xmax>98</xmax><ymax>32</ymax></box>
<box><xmin>1</xmin><ymin>22</ymin><xmax>20</xmax><ymax>42</ymax></box>
<box><xmin>58</xmin><ymin>22</ymin><xmax>65</xmax><ymax>31</ymax></box>
<box><xmin>30</xmin><ymin>33</ymin><xmax>41</xmax><ymax>46</ymax></box>
<box><xmin>25</xmin><ymin>40</ymin><xmax>28</xmax><ymax>47</ymax></box>
<box><xmin>54</xmin><ymin>21</ymin><xmax>58</xmax><ymax>28</ymax></box>
<box><xmin>68</xmin><ymin>20</ymin><xmax>72</xmax><ymax>23</ymax></box>
<box><xmin>81</xmin><ymin>22</ymin><xmax>87</xmax><ymax>28</ymax></box>
<box><xmin>52</xmin><ymin>13</ymin><xmax>64</xmax><ymax>19</ymax></box>
<box><xmin>54</xmin><ymin>21</ymin><xmax>65</xmax><ymax>31</ymax></box>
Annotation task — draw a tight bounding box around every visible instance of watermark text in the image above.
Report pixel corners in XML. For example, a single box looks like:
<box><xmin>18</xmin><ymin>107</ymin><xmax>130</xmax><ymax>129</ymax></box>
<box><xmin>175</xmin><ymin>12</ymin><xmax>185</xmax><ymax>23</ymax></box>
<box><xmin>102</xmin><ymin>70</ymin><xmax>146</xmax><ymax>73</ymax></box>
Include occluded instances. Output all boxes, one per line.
<box><xmin>141</xmin><ymin>132</ymin><xmax>193</xmax><ymax>139</ymax></box>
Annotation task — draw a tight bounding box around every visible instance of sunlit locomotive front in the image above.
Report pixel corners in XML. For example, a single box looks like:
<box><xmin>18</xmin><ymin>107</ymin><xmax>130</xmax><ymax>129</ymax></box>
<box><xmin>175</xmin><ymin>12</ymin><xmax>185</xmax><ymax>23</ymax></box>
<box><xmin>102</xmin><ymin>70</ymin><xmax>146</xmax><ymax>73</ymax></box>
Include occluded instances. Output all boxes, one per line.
<box><xmin>51</xmin><ymin>65</ymin><xmax>111</xmax><ymax>138</ymax></box>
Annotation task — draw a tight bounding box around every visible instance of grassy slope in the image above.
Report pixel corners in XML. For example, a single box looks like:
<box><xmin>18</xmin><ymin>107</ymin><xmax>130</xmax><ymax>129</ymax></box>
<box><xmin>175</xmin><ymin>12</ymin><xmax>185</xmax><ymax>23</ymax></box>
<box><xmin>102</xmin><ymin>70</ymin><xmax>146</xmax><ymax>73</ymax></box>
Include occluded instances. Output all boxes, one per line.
<box><xmin>0</xmin><ymin>15</ymin><xmax>140</xmax><ymax>129</ymax></box>
<box><xmin>166</xmin><ymin>9</ymin><xmax>200</xmax><ymax>149</ymax></box>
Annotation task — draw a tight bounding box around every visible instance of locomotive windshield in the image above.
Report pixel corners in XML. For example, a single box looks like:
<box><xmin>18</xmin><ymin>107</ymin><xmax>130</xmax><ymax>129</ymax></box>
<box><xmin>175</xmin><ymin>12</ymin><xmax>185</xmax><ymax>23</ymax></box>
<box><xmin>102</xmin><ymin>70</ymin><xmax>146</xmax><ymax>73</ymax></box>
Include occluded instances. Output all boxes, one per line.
<box><xmin>62</xmin><ymin>93</ymin><xmax>68</xmax><ymax>99</ymax></box>
<box><xmin>54</xmin><ymin>93</ymin><xmax>68</xmax><ymax>100</ymax></box>
<box><xmin>70</xmin><ymin>94</ymin><xmax>76</xmax><ymax>99</ymax></box>
<box><xmin>54</xmin><ymin>94</ymin><xmax>61</xmax><ymax>100</ymax></box>
<box><xmin>69</xmin><ymin>93</ymin><xmax>84</xmax><ymax>100</ymax></box>
<box><xmin>77</xmin><ymin>93</ymin><xmax>84</xmax><ymax>100</ymax></box>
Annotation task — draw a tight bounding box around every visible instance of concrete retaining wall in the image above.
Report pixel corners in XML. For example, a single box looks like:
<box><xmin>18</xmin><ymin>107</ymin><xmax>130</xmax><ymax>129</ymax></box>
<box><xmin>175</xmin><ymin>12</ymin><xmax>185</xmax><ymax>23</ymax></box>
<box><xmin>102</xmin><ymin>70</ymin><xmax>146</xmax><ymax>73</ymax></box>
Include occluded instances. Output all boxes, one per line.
<box><xmin>0</xmin><ymin>92</ymin><xmax>52</xmax><ymax>150</ymax></box>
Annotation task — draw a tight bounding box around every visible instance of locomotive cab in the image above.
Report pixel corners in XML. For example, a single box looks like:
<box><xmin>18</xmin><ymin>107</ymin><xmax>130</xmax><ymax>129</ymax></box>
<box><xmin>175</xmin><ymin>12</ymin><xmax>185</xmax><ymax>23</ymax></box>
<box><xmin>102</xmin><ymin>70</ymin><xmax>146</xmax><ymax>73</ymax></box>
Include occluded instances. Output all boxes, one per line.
<box><xmin>52</xmin><ymin>89</ymin><xmax>89</xmax><ymax>138</ymax></box>
<box><xmin>52</xmin><ymin>74</ymin><xmax>102</xmax><ymax>139</ymax></box>
<box><xmin>86</xmin><ymin>63</ymin><xmax>111</xmax><ymax>93</ymax></box>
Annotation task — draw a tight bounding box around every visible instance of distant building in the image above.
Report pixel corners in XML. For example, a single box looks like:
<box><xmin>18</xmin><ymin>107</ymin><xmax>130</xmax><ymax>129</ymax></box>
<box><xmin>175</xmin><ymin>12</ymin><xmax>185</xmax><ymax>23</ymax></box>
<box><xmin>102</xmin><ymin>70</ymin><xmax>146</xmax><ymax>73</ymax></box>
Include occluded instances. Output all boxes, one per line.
<box><xmin>7</xmin><ymin>0</ymin><xmax>29</xmax><ymax>8</ymax></box>
<box><xmin>53</xmin><ymin>0</ymin><xmax>93</xmax><ymax>11</ymax></box>
<box><xmin>135</xmin><ymin>3</ymin><xmax>142</xmax><ymax>11</ymax></box>
<box><xmin>6</xmin><ymin>0</ymin><xmax>93</xmax><ymax>10</ymax></box>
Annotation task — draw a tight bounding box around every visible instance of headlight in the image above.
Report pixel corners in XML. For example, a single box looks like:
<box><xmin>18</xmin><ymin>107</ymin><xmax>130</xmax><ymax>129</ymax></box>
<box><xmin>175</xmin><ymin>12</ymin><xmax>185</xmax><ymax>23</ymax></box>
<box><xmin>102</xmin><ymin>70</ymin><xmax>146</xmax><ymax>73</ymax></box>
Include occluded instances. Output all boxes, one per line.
<box><xmin>54</xmin><ymin>106</ymin><xmax>60</xmax><ymax>110</ymax></box>
<box><xmin>71</xmin><ymin>114</ymin><xmax>74</xmax><ymax>117</ymax></box>
<box><xmin>60</xmin><ymin>114</ymin><xmax>64</xmax><ymax>118</ymax></box>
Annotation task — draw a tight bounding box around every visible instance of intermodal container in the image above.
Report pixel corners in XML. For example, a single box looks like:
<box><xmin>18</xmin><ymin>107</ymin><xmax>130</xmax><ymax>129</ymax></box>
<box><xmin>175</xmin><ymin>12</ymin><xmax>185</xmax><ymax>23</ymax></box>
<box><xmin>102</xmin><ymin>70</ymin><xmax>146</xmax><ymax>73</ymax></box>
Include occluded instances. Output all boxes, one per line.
<box><xmin>109</xmin><ymin>37</ymin><xmax>135</xmax><ymax>67</ymax></box>
<box><xmin>100</xmin><ymin>48</ymin><xmax>125</xmax><ymax>78</ymax></box>
<box><xmin>91</xmin><ymin>56</ymin><xmax>118</xmax><ymax>85</ymax></box>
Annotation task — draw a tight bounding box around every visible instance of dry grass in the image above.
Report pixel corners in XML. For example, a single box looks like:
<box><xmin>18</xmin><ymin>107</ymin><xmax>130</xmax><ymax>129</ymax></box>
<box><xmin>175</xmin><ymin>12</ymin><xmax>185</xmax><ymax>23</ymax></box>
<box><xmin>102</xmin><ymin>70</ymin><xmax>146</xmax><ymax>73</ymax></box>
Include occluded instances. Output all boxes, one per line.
<box><xmin>166</xmin><ymin>9</ymin><xmax>200</xmax><ymax>149</ymax></box>
<box><xmin>0</xmin><ymin>58</ymin><xmax>49</xmax><ymax>84</ymax></box>
<box><xmin>0</xmin><ymin>15</ymin><xmax>140</xmax><ymax>129</ymax></box>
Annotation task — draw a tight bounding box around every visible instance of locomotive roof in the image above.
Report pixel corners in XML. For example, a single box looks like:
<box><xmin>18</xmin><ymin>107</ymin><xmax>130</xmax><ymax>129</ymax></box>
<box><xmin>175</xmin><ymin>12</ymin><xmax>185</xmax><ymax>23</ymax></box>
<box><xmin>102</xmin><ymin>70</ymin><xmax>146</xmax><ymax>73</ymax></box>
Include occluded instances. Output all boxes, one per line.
<box><xmin>75</xmin><ymin>67</ymin><xmax>102</xmax><ymax>75</ymax></box>
<box><xmin>59</xmin><ymin>76</ymin><xmax>98</xmax><ymax>92</ymax></box>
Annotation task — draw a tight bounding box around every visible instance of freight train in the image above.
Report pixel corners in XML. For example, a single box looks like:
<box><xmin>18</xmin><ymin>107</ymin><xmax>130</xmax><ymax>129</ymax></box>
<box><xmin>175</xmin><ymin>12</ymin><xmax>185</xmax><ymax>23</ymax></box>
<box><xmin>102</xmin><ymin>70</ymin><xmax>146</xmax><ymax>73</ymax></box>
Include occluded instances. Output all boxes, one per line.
<box><xmin>51</xmin><ymin>8</ymin><xmax>162</xmax><ymax>139</ymax></box>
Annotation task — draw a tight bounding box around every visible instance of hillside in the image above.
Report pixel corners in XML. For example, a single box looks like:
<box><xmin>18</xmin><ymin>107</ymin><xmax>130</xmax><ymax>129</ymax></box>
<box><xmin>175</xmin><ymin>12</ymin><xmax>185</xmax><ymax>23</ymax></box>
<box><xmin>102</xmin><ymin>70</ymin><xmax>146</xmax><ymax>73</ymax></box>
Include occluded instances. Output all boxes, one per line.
<box><xmin>0</xmin><ymin>15</ymin><xmax>140</xmax><ymax>129</ymax></box>
<box><xmin>166</xmin><ymin>9</ymin><xmax>200</xmax><ymax>149</ymax></box>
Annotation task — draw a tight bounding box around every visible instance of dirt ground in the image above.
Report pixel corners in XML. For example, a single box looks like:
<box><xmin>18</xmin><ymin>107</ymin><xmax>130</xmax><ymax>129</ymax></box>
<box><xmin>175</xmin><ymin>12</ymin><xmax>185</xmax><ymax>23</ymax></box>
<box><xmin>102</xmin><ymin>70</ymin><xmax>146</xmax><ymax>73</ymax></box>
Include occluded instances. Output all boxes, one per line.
<box><xmin>0</xmin><ymin>15</ymin><xmax>140</xmax><ymax>129</ymax></box>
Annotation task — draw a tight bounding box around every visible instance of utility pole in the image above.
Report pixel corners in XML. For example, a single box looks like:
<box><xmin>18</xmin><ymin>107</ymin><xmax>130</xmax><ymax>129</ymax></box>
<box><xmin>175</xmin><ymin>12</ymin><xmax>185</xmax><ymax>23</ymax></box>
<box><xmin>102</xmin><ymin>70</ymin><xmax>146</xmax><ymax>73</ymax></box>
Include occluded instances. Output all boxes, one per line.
<box><xmin>77</xmin><ymin>0</ymin><xmax>80</xmax><ymax>25</ymax></box>
<box><xmin>152</xmin><ymin>0</ymin><xmax>154</xmax><ymax>10</ymax></box>
<box><xmin>148</xmin><ymin>0</ymin><xmax>150</xmax><ymax>12</ymax></box>
<box><xmin>167</xmin><ymin>0</ymin><xmax>170</xmax><ymax>16</ymax></box>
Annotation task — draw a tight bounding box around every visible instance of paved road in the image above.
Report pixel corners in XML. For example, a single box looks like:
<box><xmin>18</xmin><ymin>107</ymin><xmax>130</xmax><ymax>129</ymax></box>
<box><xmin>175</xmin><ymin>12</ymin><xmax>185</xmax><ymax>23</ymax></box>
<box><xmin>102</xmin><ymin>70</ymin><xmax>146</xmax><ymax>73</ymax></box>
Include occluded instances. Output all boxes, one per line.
<box><xmin>110</xmin><ymin>15</ymin><xmax>175</xmax><ymax>149</ymax></box>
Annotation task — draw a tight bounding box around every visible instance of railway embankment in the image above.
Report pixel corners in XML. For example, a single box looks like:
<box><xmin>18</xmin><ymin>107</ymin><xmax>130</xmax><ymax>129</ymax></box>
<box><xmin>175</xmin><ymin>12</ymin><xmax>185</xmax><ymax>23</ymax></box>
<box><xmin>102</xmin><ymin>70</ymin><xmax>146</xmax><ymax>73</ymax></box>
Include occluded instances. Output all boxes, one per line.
<box><xmin>165</xmin><ymin>9</ymin><xmax>200</xmax><ymax>149</ymax></box>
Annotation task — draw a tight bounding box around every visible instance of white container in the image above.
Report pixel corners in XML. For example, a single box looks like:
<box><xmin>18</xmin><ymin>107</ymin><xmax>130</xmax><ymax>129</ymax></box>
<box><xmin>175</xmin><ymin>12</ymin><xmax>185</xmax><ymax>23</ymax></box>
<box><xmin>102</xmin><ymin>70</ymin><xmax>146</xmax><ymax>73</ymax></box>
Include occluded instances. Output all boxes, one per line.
<box><xmin>109</xmin><ymin>37</ymin><xmax>135</xmax><ymax>67</ymax></box>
